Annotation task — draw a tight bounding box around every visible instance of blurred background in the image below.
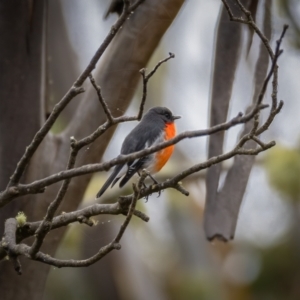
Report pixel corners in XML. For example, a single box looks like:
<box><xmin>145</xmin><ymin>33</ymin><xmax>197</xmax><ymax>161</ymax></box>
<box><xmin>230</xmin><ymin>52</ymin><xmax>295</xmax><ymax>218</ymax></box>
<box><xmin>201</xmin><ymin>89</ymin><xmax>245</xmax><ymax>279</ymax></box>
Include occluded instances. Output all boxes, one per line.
<box><xmin>44</xmin><ymin>0</ymin><xmax>300</xmax><ymax>299</ymax></box>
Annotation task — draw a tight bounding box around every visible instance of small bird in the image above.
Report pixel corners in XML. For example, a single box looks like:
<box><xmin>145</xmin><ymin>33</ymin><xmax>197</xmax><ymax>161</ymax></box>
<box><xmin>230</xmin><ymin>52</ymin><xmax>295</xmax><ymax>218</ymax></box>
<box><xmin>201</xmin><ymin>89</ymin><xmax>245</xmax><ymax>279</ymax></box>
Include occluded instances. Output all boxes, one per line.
<box><xmin>96</xmin><ymin>106</ymin><xmax>181</xmax><ymax>198</ymax></box>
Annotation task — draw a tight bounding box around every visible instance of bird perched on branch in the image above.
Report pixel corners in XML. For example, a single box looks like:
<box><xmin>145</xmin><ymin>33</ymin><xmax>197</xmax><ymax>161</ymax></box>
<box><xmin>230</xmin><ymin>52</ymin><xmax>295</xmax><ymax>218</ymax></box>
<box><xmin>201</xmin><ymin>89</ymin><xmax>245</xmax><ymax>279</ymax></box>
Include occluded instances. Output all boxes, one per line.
<box><xmin>96</xmin><ymin>106</ymin><xmax>181</xmax><ymax>198</ymax></box>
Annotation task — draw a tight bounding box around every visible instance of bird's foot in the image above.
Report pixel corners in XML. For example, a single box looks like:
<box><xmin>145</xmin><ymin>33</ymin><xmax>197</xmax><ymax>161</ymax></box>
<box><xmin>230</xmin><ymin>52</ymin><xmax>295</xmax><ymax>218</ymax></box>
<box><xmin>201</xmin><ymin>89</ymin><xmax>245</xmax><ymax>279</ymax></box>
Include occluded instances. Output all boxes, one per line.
<box><xmin>138</xmin><ymin>170</ymin><xmax>162</xmax><ymax>201</ymax></box>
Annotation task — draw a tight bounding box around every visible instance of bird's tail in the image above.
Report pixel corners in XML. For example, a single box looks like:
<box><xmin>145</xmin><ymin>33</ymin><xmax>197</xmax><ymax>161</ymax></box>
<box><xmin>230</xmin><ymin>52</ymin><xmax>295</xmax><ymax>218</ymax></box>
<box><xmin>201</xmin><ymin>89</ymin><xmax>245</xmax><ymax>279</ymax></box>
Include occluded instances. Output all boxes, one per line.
<box><xmin>96</xmin><ymin>164</ymin><xmax>124</xmax><ymax>198</ymax></box>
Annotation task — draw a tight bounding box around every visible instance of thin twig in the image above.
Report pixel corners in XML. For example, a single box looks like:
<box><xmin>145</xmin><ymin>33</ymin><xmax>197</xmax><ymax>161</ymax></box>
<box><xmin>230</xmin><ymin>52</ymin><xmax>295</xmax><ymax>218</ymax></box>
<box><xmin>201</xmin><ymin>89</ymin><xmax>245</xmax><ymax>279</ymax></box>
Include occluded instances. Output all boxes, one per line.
<box><xmin>29</xmin><ymin>139</ymin><xmax>79</xmax><ymax>257</ymax></box>
<box><xmin>89</xmin><ymin>73</ymin><xmax>114</xmax><ymax>123</ymax></box>
<box><xmin>137</xmin><ymin>52</ymin><xmax>175</xmax><ymax>120</ymax></box>
<box><xmin>256</xmin><ymin>25</ymin><xmax>288</xmax><ymax>135</ymax></box>
<box><xmin>114</xmin><ymin>186</ymin><xmax>138</xmax><ymax>243</ymax></box>
<box><xmin>221</xmin><ymin>0</ymin><xmax>274</xmax><ymax>59</ymax></box>
<box><xmin>114</xmin><ymin>170</ymin><xmax>147</xmax><ymax>243</ymax></box>
<box><xmin>174</xmin><ymin>183</ymin><xmax>189</xmax><ymax>196</ymax></box>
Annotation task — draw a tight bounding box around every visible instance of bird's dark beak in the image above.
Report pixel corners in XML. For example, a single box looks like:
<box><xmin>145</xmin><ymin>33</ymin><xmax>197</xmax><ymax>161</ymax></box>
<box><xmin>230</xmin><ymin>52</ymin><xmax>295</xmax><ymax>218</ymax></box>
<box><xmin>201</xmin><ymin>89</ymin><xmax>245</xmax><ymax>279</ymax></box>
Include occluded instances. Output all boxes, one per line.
<box><xmin>172</xmin><ymin>115</ymin><xmax>181</xmax><ymax>120</ymax></box>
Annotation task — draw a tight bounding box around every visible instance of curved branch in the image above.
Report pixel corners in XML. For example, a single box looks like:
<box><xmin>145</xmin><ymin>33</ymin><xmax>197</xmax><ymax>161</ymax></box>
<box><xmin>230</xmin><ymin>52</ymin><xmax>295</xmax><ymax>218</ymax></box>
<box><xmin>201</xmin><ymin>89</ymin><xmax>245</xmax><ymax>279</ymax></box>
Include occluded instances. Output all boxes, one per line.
<box><xmin>17</xmin><ymin>202</ymin><xmax>149</xmax><ymax>241</ymax></box>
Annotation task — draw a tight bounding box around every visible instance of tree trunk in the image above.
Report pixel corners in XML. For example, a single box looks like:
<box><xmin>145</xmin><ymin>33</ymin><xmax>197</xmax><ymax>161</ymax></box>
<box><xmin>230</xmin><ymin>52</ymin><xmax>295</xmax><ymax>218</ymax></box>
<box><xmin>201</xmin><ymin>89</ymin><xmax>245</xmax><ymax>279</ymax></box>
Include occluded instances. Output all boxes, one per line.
<box><xmin>0</xmin><ymin>1</ymin><xmax>45</xmax><ymax>297</ymax></box>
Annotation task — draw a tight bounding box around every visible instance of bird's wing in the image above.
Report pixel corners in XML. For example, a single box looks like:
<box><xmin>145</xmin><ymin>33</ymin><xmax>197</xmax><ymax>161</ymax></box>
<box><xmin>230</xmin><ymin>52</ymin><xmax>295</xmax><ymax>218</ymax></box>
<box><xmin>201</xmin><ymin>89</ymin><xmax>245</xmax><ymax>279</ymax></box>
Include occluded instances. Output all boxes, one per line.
<box><xmin>121</xmin><ymin>119</ymin><xmax>163</xmax><ymax>154</ymax></box>
<box><xmin>118</xmin><ymin>157</ymin><xmax>149</xmax><ymax>188</ymax></box>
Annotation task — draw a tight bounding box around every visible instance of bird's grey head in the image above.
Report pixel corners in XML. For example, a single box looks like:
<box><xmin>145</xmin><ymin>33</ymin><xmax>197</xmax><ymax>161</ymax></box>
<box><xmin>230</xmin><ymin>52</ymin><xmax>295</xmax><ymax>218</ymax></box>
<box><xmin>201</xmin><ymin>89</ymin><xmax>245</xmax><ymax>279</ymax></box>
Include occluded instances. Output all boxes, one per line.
<box><xmin>146</xmin><ymin>106</ymin><xmax>181</xmax><ymax>123</ymax></box>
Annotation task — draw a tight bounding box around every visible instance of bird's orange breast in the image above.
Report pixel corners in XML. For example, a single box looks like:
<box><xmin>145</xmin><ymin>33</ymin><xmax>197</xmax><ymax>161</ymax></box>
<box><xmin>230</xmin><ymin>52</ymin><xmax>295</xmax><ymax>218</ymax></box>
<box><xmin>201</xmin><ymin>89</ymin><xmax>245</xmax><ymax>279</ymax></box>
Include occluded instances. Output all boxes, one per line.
<box><xmin>154</xmin><ymin>122</ymin><xmax>176</xmax><ymax>172</ymax></box>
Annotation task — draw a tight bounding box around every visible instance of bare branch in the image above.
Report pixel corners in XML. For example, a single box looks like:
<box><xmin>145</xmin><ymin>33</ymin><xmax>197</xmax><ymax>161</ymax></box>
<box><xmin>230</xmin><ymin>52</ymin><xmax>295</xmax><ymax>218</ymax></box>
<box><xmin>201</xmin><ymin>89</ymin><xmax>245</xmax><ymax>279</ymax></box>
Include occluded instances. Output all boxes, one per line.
<box><xmin>256</xmin><ymin>25</ymin><xmax>289</xmax><ymax>135</ymax></box>
<box><xmin>88</xmin><ymin>73</ymin><xmax>114</xmax><ymax>123</ymax></box>
<box><xmin>16</xmin><ymin>202</ymin><xmax>149</xmax><ymax>242</ymax></box>
<box><xmin>1</xmin><ymin>171</ymin><xmax>148</xmax><ymax>270</ymax></box>
<box><xmin>113</xmin><ymin>171</ymin><xmax>146</xmax><ymax>243</ymax></box>
<box><xmin>2</xmin><ymin>223</ymin><xmax>120</xmax><ymax>268</ymax></box>
<box><xmin>174</xmin><ymin>182</ymin><xmax>190</xmax><ymax>196</ymax></box>
<box><xmin>29</xmin><ymin>138</ymin><xmax>79</xmax><ymax>257</ymax></box>
<box><xmin>221</xmin><ymin>0</ymin><xmax>274</xmax><ymax>59</ymax></box>
<box><xmin>137</xmin><ymin>52</ymin><xmax>175</xmax><ymax>120</ymax></box>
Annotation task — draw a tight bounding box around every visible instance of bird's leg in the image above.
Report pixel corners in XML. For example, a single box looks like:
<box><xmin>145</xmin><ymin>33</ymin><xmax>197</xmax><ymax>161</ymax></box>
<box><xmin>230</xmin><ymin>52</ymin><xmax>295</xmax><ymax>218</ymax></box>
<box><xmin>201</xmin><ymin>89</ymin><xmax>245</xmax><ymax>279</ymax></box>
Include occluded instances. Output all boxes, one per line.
<box><xmin>137</xmin><ymin>171</ymin><xmax>150</xmax><ymax>202</ymax></box>
<box><xmin>142</xmin><ymin>170</ymin><xmax>161</xmax><ymax>198</ymax></box>
<box><xmin>147</xmin><ymin>172</ymin><xmax>158</xmax><ymax>185</ymax></box>
<box><xmin>138</xmin><ymin>170</ymin><xmax>162</xmax><ymax>200</ymax></box>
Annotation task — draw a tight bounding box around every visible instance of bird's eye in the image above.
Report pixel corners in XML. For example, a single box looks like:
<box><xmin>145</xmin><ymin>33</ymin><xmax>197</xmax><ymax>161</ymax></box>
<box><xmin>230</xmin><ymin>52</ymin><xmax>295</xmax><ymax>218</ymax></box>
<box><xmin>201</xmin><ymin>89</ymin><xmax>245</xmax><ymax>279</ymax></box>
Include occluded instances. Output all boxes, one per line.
<box><xmin>164</xmin><ymin>112</ymin><xmax>171</xmax><ymax>119</ymax></box>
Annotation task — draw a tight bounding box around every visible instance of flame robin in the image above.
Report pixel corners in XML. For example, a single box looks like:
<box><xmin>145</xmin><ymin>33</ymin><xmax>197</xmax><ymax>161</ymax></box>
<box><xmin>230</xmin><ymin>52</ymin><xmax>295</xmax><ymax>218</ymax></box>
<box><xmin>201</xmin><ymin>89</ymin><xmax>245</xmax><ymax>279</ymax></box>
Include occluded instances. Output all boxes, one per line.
<box><xmin>96</xmin><ymin>106</ymin><xmax>181</xmax><ymax>198</ymax></box>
